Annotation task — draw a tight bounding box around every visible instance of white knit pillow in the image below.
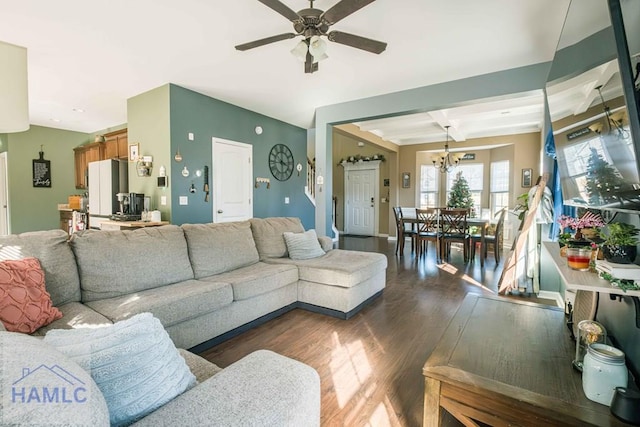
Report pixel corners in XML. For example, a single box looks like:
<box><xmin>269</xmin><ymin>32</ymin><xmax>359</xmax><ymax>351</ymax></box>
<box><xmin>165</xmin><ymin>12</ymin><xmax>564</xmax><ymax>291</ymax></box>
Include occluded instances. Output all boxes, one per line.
<box><xmin>43</xmin><ymin>313</ymin><xmax>196</xmax><ymax>426</ymax></box>
<box><xmin>283</xmin><ymin>229</ymin><xmax>326</xmax><ymax>260</ymax></box>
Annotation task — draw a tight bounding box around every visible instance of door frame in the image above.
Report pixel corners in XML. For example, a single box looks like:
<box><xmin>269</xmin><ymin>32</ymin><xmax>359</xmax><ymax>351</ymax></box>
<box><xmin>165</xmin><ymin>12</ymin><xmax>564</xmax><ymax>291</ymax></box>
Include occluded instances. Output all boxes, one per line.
<box><xmin>342</xmin><ymin>160</ymin><xmax>381</xmax><ymax>236</ymax></box>
<box><xmin>212</xmin><ymin>137</ymin><xmax>253</xmax><ymax>223</ymax></box>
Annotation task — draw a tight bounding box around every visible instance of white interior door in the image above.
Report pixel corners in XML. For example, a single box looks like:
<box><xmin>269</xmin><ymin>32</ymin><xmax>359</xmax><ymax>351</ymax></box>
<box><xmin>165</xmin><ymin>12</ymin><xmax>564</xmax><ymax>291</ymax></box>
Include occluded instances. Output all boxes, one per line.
<box><xmin>212</xmin><ymin>138</ymin><xmax>253</xmax><ymax>223</ymax></box>
<box><xmin>0</xmin><ymin>153</ymin><xmax>8</xmax><ymax>235</ymax></box>
<box><xmin>345</xmin><ymin>168</ymin><xmax>375</xmax><ymax>235</ymax></box>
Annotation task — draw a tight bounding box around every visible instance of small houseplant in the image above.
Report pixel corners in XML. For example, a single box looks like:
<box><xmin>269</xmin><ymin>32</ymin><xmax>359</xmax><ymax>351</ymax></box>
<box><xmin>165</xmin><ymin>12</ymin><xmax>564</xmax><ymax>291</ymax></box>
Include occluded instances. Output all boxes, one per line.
<box><xmin>599</xmin><ymin>222</ymin><xmax>639</xmax><ymax>264</ymax></box>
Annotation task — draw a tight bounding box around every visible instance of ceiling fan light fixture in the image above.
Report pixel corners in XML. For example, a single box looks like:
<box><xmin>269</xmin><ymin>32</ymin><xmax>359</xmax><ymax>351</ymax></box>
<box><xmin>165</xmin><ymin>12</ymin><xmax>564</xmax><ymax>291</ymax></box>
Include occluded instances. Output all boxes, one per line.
<box><xmin>308</xmin><ymin>35</ymin><xmax>327</xmax><ymax>61</ymax></box>
<box><xmin>291</xmin><ymin>40</ymin><xmax>308</xmax><ymax>61</ymax></box>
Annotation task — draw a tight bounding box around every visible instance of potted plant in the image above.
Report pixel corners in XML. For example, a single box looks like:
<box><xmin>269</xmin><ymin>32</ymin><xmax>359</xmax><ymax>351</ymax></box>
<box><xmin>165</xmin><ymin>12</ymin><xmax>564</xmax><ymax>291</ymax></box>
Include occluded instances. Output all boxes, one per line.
<box><xmin>599</xmin><ymin>222</ymin><xmax>639</xmax><ymax>264</ymax></box>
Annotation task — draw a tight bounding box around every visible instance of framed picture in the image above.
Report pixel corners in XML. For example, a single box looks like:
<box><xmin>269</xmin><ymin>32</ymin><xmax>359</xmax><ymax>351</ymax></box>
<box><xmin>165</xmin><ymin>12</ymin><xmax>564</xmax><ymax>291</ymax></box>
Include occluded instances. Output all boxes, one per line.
<box><xmin>522</xmin><ymin>168</ymin><xmax>532</xmax><ymax>188</ymax></box>
<box><xmin>402</xmin><ymin>172</ymin><xmax>411</xmax><ymax>188</ymax></box>
<box><xmin>129</xmin><ymin>143</ymin><xmax>139</xmax><ymax>161</ymax></box>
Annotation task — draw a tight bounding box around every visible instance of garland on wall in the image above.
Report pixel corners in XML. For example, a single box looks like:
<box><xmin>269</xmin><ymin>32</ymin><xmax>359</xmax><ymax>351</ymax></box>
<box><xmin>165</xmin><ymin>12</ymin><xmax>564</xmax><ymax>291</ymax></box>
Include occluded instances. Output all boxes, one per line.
<box><xmin>338</xmin><ymin>154</ymin><xmax>386</xmax><ymax>165</ymax></box>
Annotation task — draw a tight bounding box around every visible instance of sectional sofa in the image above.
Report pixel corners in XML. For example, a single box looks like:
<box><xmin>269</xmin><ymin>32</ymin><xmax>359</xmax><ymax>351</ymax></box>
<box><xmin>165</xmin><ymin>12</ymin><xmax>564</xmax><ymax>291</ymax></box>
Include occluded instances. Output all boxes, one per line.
<box><xmin>0</xmin><ymin>217</ymin><xmax>387</xmax><ymax>425</ymax></box>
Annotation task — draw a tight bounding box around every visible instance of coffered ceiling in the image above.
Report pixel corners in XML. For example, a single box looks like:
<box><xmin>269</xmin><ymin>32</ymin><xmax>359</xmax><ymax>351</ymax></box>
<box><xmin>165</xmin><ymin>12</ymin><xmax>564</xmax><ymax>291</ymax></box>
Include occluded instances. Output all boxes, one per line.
<box><xmin>0</xmin><ymin>0</ymin><xmax>611</xmax><ymax>138</ymax></box>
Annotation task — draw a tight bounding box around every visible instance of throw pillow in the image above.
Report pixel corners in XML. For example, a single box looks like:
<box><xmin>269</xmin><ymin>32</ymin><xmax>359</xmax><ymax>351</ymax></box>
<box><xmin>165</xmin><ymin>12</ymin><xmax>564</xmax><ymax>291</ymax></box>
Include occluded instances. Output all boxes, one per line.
<box><xmin>283</xmin><ymin>229</ymin><xmax>326</xmax><ymax>260</ymax></box>
<box><xmin>0</xmin><ymin>257</ymin><xmax>62</xmax><ymax>333</ymax></box>
<box><xmin>43</xmin><ymin>313</ymin><xmax>196</xmax><ymax>427</ymax></box>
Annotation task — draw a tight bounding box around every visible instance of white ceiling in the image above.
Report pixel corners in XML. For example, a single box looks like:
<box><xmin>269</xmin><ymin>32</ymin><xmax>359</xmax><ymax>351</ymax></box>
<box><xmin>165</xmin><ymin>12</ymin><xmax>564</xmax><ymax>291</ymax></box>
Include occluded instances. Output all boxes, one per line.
<box><xmin>0</xmin><ymin>0</ymin><xmax>608</xmax><ymax>137</ymax></box>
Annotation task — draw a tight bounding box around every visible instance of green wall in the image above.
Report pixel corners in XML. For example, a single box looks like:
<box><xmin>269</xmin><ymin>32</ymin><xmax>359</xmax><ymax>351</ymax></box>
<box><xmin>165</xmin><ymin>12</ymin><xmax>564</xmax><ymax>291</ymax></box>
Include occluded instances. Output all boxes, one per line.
<box><xmin>127</xmin><ymin>84</ymin><xmax>171</xmax><ymax>218</ymax></box>
<box><xmin>168</xmin><ymin>84</ymin><xmax>313</xmax><ymax>228</ymax></box>
<box><xmin>6</xmin><ymin>125</ymin><xmax>89</xmax><ymax>233</ymax></box>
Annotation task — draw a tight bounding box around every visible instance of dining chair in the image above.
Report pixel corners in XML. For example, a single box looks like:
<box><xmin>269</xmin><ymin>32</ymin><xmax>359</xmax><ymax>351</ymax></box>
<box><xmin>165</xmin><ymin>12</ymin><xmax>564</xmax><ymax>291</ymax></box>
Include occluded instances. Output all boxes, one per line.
<box><xmin>392</xmin><ymin>207</ymin><xmax>416</xmax><ymax>256</ymax></box>
<box><xmin>415</xmin><ymin>208</ymin><xmax>440</xmax><ymax>258</ymax></box>
<box><xmin>440</xmin><ymin>208</ymin><xmax>471</xmax><ymax>262</ymax></box>
<box><xmin>470</xmin><ymin>207</ymin><xmax>507</xmax><ymax>263</ymax></box>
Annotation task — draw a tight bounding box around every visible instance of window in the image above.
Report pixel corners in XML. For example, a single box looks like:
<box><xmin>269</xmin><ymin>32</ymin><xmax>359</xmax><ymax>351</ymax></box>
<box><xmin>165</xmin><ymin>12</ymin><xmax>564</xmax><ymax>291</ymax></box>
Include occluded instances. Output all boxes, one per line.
<box><xmin>490</xmin><ymin>160</ymin><xmax>510</xmax><ymax>215</ymax></box>
<box><xmin>419</xmin><ymin>165</ymin><xmax>439</xmax><ymax>208</ymax></box>
<box><xmin>446</xmin><ymin>164</ymin><xmax>483</xmax><ymax>215</ymax></box>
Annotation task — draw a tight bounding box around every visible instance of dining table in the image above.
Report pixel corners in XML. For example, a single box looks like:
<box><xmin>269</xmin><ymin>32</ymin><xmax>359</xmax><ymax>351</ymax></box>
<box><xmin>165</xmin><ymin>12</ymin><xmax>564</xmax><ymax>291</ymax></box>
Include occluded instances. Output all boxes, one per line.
<box><xmin>400</xmin><ymin>208</ymin><xmax>494</xmax><ymax>266</ymax></box>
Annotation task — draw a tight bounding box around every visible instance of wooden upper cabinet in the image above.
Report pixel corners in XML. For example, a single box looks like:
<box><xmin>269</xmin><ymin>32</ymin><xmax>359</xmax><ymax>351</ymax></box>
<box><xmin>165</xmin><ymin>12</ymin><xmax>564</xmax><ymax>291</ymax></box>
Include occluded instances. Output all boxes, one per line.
<box><xmin>73</xmin><ymin>129</ymin><xmax>128</xmax><ymax>189</ymax></box>
<box><xmin>104</xmin><ymin>129</ymin><xmax>128</xmax><ymax>160</ymax></box>
<box><xmin>73</xmin><ymin>142</ymin><xmax>104</xmax><ymax>189</ymax></box>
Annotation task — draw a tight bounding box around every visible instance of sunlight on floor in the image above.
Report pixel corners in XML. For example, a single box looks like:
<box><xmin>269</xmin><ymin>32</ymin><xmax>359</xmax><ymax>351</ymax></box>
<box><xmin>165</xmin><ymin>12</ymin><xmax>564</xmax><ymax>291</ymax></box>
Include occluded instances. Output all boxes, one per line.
<box><xmin>330</xmin><ymin>331</ymin><xmax>372</xmax><ymax>408</ymax></box>
<box><xmin>366</xmin><ymin>396</ymin><xmax>403</xmax><ymax>427</ymax></box>
<box><xmin>461</xmin><ymin>274</ymin><xmax>495</xmax><ymax>292</ymax></box>
<box><xmin>438</xmin><ymin>263</ymin><xmax>458</xmax><ymax>274</ymax></box>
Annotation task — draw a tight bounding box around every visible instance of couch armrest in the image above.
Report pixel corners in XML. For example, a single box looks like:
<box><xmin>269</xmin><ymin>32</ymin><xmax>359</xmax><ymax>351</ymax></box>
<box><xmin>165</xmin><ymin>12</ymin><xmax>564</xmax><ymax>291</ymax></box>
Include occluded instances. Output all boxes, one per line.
<box><xmin>318</xmin><ymin>235</ymin><xmax>334</xmax><ymax>252</ymax></box>
<box><xmin>133</xmin><ymin>350</ymin><xmax>320</xmax><ymax>427</ymax></box>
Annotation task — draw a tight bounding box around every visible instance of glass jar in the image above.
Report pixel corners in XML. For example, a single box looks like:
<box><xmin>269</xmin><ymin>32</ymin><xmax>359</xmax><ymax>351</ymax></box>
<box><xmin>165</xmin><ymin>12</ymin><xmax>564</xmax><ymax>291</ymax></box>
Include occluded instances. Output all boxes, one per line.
<box><xmin>582</xmin><ymin>343</ymin><xmax>627</xmax><ymax>406</ymax></box>
<box><xmin>573</xmin><ymin>320</ymin><xmax>606</xmax><ymax>371</ymax></box>
<box><xmin>566</xmin><ymin>247</ymin><xmax>591</xmax><ymax>271</ymax></box>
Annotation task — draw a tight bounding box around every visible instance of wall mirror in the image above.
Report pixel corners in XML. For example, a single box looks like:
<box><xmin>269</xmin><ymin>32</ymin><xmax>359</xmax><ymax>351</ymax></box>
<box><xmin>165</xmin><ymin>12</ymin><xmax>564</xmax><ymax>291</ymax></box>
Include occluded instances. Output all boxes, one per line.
<box><xmin>546</xmin><ymin>0</ymin><xmax>640</xmax><ymax>213</ymax></box>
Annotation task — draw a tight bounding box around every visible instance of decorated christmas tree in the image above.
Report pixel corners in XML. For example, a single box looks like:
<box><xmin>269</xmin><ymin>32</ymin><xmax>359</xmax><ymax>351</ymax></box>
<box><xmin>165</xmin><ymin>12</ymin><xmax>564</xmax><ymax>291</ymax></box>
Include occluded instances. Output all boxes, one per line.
<box><xmin>584</xmin><ymin>147</ymin><xmax>625</xmax><ymax>204</ymax></box>
<box><xmin>448</xmin><ymin>171</ymin><xmax>475</xmax><ymax>215</ymax></box>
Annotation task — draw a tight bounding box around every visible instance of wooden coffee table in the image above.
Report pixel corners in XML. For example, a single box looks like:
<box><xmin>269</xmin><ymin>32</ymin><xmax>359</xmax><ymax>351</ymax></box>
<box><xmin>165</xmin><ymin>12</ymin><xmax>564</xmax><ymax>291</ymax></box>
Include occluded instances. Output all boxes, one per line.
<box><xmin>422</xmin><ymin>293</ymin><xmax>626</xmax><ymax>426</ymax></box>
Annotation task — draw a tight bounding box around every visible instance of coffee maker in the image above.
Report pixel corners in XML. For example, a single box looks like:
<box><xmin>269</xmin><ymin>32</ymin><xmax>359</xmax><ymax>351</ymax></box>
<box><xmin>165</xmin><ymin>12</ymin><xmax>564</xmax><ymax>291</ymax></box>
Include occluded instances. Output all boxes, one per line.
<box><xmin>112</xmin><ymin>192</ymin><xmax>145</xmax><ymax>221</ymax></box>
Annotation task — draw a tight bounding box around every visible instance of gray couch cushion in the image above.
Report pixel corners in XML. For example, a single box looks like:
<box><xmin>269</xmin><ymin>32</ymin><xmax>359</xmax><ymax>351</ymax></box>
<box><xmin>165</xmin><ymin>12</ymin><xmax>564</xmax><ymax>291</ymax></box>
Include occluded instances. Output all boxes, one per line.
<box><xmin>70</xmin><ymin>225</ymin><xmax>194</xmax><ymax>302</ymax></box>
<box><xmin>178</xmin><ymin>349</ymin><xmax>222</xmax><ymax>383</ymax></box>
<box><xmin>85</xmin><ymin>279</ymin><xmax>233</xmax><ymax>328</ymax></box>
<box><xmin>0</xmin><ymin>332</ymin><xmax>110</xmax><ymax>426</ymax></box>
<box><xmin>199</xmin><ymin>262</ymin><xmax>298</xmax><ymax>301</ymax></box>
<box><xmin>32</xmin><ymin>302</ymin><xmax>113</xmax><ymax>336</ymax></box>
<box><xmin>0</xmin><ymin>229</ymin><xmax>80</xmax><ymax>306</ymax></box>
<box><xmin>264</xmin><ymin>249</ymin><xmax>387</xmax><ymax>288</ymax></box>
<box><xmin>132</xmin><ymin>350</ymin><xmax>320</xmax><ymax>427</ymax></box>
<box><xmin>250</xmin><ymin>217</ymin><xmax>305</xmax><ymax>260</ymax></box>
<box><xmin>182</xmin><ymin>221</ymin><xmax>259</xmax><ymax>278</ymax></box>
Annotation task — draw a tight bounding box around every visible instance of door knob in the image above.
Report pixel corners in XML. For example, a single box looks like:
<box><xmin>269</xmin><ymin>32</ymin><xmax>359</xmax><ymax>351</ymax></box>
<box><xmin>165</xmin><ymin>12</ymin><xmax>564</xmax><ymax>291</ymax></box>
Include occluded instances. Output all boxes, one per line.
<box><xmin>217</xmin><ymin>209</ymin><xmax>223</xmax><ymax>214</ymax></box>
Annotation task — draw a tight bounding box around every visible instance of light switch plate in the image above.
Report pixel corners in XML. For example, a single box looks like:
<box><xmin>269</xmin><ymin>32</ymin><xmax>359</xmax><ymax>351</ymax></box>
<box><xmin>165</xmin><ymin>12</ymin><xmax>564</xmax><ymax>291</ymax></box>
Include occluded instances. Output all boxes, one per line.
<box><xmin>179</xmin><ymin>196</ymin><xmax>188</xmax><ymax>205</ymax></box>
<box><xmin>161</xmin><ymin>196</ymin><xmax>167</xmax><ymax>205</ymax></box>
<box><xmin>188</xmin><ymin>132</ymin><xmax>194</xmax><ymax>141</ymax></box>
<box><xmin>284</xmin><ymin>197</ymin><xmax>290</xmax><ymax>204</ymax></box>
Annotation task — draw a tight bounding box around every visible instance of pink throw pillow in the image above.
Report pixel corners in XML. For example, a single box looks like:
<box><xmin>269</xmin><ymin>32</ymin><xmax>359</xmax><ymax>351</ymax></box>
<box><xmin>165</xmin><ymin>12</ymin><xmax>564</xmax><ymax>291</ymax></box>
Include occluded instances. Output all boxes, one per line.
<box><xmin>0</xmin><ymin>257</ymin><xmax>62</xmax><ymax>333</ymax></box>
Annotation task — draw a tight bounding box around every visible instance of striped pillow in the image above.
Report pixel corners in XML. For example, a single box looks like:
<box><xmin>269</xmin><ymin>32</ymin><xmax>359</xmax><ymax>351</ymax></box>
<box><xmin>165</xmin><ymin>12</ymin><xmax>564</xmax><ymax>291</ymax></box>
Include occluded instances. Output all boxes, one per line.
<box><xmin>283</xmin><ymin>229</ymin><xmax>326</xmax><ymax>260</ymax></box>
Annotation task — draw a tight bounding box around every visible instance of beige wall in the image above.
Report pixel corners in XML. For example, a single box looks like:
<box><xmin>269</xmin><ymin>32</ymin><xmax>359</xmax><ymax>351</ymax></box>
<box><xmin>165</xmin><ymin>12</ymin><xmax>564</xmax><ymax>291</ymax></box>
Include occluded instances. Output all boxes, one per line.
<box><xmin>393</xmin><ymin>132</ymin><xmax>541</xmax><ymax>237</ymax></box>
<box><xmin>332</xmin><ymin>130</ymin><xmax>393</xmax><ymax>235</ymax></box>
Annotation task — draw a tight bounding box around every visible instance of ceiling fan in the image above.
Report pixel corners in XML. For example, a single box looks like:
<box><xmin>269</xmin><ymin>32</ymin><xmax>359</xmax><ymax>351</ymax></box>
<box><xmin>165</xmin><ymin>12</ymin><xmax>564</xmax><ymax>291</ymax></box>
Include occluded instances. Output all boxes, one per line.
<box><xmin>235</xmin><ymin>0</ymin><xmax>387</xmax><ymax>73</ymax></box>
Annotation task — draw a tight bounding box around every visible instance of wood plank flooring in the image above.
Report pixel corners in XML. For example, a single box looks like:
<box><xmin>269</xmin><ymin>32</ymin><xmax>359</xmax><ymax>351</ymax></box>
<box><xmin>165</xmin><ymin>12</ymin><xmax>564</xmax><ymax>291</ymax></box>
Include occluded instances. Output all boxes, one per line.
<box><xmin>200</xmin><ymin>237</ymin><xmax>555</xmax><ymax>427</ymax></box>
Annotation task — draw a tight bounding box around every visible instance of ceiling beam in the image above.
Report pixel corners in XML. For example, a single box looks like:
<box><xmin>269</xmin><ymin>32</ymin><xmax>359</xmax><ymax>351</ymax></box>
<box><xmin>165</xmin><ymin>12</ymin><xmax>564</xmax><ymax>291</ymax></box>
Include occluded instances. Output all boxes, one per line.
<box><xmin>428</xmin><ymin>110</ymin><xmax>466</xmax><ymax>141</ymax></box>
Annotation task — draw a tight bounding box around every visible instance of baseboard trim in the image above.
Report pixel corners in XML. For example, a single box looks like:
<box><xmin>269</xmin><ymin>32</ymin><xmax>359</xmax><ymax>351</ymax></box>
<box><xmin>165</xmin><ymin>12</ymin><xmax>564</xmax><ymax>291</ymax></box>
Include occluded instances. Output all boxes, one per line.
<box><xmin>537</xmin><ymin>291</ymin><xmax>564</xmax><ymax>308</ymax></box>
<box><xmin>188</xmin><ymin>302</ymin><xmax>297</xmax><ymax>353</ymax></box>
<box><xmin>188</xmin><ymin>290</ymin><xmax>385</xmax><ymax>352</ymax></box>
<box><xmin>299</xmin><ymin>289</ymin><xmax>384</xmax><ymax>320</ymax></box>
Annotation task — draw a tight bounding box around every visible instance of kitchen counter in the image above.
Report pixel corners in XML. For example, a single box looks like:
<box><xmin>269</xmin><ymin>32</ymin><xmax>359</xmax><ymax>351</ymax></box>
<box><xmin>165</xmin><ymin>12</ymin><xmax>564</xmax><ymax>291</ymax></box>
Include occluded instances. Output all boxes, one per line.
<box><xmin>99</xmin><ymin>220</ymin><xmax>169</xmax><ymax>231</ymax></box>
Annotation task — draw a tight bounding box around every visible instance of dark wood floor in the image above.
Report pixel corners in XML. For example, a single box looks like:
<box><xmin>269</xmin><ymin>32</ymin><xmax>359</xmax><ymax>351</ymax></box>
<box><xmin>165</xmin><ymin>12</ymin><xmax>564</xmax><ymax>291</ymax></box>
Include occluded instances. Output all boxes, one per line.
<box><xmin>200</xmin><ymin>237</ymin><xmax>555</xmax><ymax>427</ymax></box>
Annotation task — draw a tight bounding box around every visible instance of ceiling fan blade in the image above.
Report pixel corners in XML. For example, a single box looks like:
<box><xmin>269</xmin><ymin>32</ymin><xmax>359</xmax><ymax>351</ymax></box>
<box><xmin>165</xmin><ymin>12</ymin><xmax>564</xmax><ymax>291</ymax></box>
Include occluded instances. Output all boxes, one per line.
<box><xmin>257</xmin><ymin>0</ymin><xmax>302</xmax><ymax>23</ymax></box>
<box><xmin>235</xmin><ymin>33</ymin><xmax>297</xmax><ymax>51</ymax></box>
<box><xmin>321</xmin><ymin>0</ymin><xmax>376</xmax><ymax>25</ymax></box>
<box><xmin>328</xmin><ymin>31</ymin><xmax>387</xmax><ymax>54</ymax></box>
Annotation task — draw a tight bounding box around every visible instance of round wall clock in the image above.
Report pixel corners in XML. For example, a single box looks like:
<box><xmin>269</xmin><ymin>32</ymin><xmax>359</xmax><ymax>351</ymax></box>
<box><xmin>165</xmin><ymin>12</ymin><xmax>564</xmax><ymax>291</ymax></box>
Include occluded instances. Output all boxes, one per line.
<box><xmin>269</xmin><ymin>144</ymin><xmax>294</xmax><ymax>181</ymax></box>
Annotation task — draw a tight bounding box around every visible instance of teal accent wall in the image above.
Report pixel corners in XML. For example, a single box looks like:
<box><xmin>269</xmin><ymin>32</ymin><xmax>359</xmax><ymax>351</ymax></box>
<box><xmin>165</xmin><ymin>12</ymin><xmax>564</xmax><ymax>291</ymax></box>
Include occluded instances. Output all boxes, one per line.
<box><xmin>6</xmin><ymin>125</ymin><xmax>89</xmax><ymax>233</ymax></box>
<box><xmin>168</xmin><ymin>85</ymin><xmax>313</xmax><ymax>228</ymax></box>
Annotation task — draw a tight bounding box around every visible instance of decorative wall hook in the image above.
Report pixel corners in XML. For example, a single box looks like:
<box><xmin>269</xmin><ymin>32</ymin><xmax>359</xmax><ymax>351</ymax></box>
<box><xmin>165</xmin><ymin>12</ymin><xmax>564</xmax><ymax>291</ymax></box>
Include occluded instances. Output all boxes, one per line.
<box><xmin>255</xmin><ymin>177</ymin><xmax>271</xmax><ymax>189</ymax></box>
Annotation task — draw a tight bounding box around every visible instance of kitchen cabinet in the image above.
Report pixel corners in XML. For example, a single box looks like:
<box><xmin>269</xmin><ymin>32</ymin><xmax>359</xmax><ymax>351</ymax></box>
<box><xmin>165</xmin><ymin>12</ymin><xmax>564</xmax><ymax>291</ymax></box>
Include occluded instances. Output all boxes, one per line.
<box><xmin>103</xmin><ymin>129</ymin><xmax>128</xmax><ymax>160</ymax></box>
<box><xmin>73</xmin><ymin>142</ymin><xmax>104</xmax><ymax>189</ymax></box>
<box><xmin>73</xmin><ymin>129</ymin><xmax>128</xmax><ymax>189</ymax></box>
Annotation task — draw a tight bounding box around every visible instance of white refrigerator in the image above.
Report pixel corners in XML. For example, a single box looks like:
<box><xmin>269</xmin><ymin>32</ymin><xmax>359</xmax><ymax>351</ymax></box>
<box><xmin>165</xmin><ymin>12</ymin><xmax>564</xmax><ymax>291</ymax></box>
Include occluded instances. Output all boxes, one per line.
<box><xmin>88</xmin><ymin>159</ymin><xmax>128</xmax><ymax>229</ymax></box>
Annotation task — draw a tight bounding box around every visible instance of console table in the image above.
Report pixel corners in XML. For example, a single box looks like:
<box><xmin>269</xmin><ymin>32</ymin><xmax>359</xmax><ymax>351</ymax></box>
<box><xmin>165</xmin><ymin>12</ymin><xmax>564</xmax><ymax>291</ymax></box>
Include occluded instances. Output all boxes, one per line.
<box><xmin>422</xmin><ymin>293</ymin><xmax>625</xmax><ymax>426</ymax></box>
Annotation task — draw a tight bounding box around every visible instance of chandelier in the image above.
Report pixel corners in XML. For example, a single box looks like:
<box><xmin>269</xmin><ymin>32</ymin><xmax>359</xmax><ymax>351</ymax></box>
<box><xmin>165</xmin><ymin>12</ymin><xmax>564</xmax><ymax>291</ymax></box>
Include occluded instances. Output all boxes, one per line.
<box><xmin>592</xmin><ymin>85</ymin><xmax>630</xmax><ymax>139</ymax></box>
<box><xmin>432</xmin><ymin>126</ymin><xmax>465</xmax><ymax>173</ymax></box>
